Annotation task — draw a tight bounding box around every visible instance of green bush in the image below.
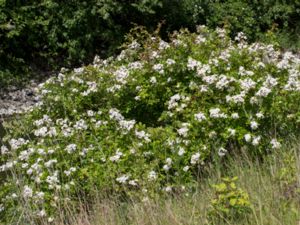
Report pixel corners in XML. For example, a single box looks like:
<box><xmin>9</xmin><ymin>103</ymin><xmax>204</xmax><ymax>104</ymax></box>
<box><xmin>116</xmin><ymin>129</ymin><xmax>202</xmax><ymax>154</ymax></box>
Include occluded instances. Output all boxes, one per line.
<box><xmin>209</xmin><ymin>177</ymin><xmax>251</xmax><ymax>221</ymax></box>
<box><xmin>0</xmin><ymin>26</ymin><xmax>300</xmax><ymax>223</ymax></box>
<box><xmin>1</xmin><ymin>0</ymin><xmax>300</xmax><ymax>87</ymax></box>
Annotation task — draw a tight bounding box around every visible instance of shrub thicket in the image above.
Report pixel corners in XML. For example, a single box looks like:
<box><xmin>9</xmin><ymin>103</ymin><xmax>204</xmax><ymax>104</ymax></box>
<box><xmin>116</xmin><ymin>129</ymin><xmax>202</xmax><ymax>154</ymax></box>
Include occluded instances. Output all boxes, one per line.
<box><xmin>0</xmin><ymin>26</ymin><xmax>300</xmax><ymax>223</ymax></box>
<box><xmin>1</xmin><ymin>0</ymin><xmax>300</xmax><ymax>86</ymax></box>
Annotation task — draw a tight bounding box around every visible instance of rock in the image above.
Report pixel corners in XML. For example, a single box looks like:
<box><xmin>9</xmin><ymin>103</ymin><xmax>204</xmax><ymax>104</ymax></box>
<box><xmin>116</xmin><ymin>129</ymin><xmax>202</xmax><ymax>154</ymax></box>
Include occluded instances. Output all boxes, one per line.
<box><xmin>0</xmin><ymin>80</ymin><xmax>41</xmax><ymax>118</ymax></box>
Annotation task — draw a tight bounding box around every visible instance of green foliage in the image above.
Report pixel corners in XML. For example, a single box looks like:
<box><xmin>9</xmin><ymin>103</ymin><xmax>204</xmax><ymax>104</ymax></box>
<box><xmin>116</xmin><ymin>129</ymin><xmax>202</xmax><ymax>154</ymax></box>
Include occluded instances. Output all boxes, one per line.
<box><xmin>1</xmin><ymin>27</ymin><xmax>300</xmax><ymax>223</ymax></box>
<box><xmin>276</xmin><ymin>151</ymin><xmax>300</xmax><ymax>202</ymax></box>
<box><xmin>209</xmin><ymin>176</ymin><xmax>251</xmax><ymax>221</ymax></box>
<box><xmin>1</xmin><ymin>0</ymin><xmax>300</xmax><ymax>87</ymax></box>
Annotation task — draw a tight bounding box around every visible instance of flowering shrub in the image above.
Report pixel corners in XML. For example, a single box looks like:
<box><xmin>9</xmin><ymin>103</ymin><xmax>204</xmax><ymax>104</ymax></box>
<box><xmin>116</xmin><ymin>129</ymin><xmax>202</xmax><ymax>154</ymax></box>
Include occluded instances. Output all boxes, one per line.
<box><xmin>1</xmin><ymin>26</ymin><xmax>300</xmax><ymax>223</ymax></box>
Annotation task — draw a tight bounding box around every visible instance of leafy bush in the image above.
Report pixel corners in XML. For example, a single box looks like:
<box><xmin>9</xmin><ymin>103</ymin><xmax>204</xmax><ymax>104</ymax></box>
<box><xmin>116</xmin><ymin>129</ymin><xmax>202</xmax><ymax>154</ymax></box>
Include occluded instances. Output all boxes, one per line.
<box><xmin>1</xmin><ymin>26</ymin><xmax>300</xmax><ymax>223</ymax></box>
<box><xmin>209</xmin><ymin>176</ymin><xmax>251</xmax><ymax>221</ymax></box>
<box><xmin>1</xmin><ymin>0</ymin><xmax>300</xmax><ymax>87</ymax></box>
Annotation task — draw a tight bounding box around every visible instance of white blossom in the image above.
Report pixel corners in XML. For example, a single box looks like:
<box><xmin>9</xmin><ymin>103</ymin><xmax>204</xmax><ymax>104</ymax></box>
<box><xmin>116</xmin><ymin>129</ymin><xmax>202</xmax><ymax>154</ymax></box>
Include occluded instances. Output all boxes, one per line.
<box><xmin>191</xmin><ymin>153</ymin><xmax>200</xmax><ymax>165</ymax></box>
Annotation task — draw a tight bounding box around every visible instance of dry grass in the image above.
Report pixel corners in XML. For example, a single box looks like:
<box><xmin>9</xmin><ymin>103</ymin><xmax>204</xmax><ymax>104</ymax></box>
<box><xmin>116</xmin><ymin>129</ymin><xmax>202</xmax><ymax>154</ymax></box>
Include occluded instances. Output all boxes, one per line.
<box><xmin>35</xmin><ymin>143</ymin><xmax>300</xmax><ymax>225</ymax></box>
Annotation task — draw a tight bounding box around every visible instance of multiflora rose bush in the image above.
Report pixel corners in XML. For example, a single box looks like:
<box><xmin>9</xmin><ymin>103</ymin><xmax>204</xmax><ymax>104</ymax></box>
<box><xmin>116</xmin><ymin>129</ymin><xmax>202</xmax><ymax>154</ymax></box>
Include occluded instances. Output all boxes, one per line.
<box><xmin>0</xmin><ymin>26</ymin><xmax>300</xmax><ymax>223</ymax></box>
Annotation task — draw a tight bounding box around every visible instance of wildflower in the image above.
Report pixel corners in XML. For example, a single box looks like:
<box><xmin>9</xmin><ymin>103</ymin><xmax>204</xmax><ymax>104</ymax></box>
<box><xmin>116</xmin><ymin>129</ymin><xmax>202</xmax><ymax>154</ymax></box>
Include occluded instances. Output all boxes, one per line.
<box><xmin>256</xmin><ymin>86</ymin><xmax>271</xmax><ymax>97</ymax></box>
<box><xmin>168</xmin><ymin>94</ymin><xmax>181</xmax><ymax>110</ymax></box>
<box><xmin>129</xmin><ymin>179</ymin><xmax>138</xmax><ymax>186</ymax></box>
<box><xmin>148</xmin><ymin>171</ymin><xmax>157</xmax><ymax>181</ymax></box>
<box><xmin>153</xmin><ymin>64</ymin><xmax>164</xmax><ymax>74</ymax></box>
<box><xmin>183</xmin><ymin>166</ymin><xmax>189</xmax><ymax>172</ymax></box>
<box><xmin>163</xmin><ymin>164</ymin><xmax>170</xmax><ymax>171</ymax></box>
<box><xmin>244</xmin><ymin>134</ymin><xmax>252</xmax><ymax>142</ymax></box>
<box><xmin>178</xmin><ymin>147</ymin><xmax>185</xmax><ymax>156</ymax></box>
<box><xmin>23</xmin><ymin>185</ymin><xmax>33</xmax><ymax>198</ymax></box>
<box><xmin>231</xmin><ymin>113</ymin><xmax>239</xmax><ymax>119</ymax></box>
<box><xmin>250</xmin><ymin>121</ymin><xmax>258</xmax><ymax>130</ymax></box>
<box><xmin>166</xmin><ymin>158</ymin><xmax>172</xmax><ymax>165</ymax></box>
<box><xmin>116</xmin><ymin>175</ymin><xmax>129</xmax><ymax>184</ymax></box>
<box><xmin>209</xmin><ymin>108</ymin><xmax>227</xmax><ymax>118</ymax></box>
<box><xmin>218</xmin><ymin>147</ymin><xmax>227</xmax><ymax>157</ymax></box>
<box><xmin>177</xmin><ymin>126</ymin><xmax>189</xmax><ymax>137</ymax></box>
<box><xmin>194</xmin><ymin>112</ymin><xmax>206</xmax><ymax>122</ymax></box>
<box><xmin>191</xmin><ymin>153</ymin><xmax>200</xmax><ymax>165</ymax></box>
<box><xmin>252</xmin><ymin>136</ymin><xmax>261</xmax><ymax>146</ymax></box>
<box><xmin>228</xmin><ymin>128</ymin><xmax>236</xmax><ymax>136</ymax></box>
<box><xmin>150</xmin><ymin>76</ymin><xmax>157</xmax><ymax>84</ymax></box>
<box><xmin>1</xmin><ymin>145</ymin><xmax>9</xmax><ymax>154</ymax></box>
<box><xmin>270</xmin><ymin>139</ymin><xmax>281</xmax><ymax>149</ymax></box>
<box><xmin>256</xmin><ymin>112</ymin><xmax>264</xmax><ymax>118</ymax></box>
<box><xmin>187</xmin><ymin>58</ymin><xmax>201</xmax><ymax>70</ymax></box>
<box><xmin>65</xmin><ymin>144</ymin><xmax>77</xmax><ymax>154</ymax></box>
<box><xmin>37</xmin><ymin>209</ymin><xmax>46</xmax><ymax>217</ymax></box>
<box><xmin>166</xmin><ymin>58</ymin><xmax>176</xmax><ymax>65</ymax></box>
<box><xmin>109</xmin><ymin>150</ymin><xmax>123</xmax><ymax>162</ymax></box>
<box><xmin>165</xmin><ymin>186</ymin><xmax>172</xmax><ymax>192</ymax></box>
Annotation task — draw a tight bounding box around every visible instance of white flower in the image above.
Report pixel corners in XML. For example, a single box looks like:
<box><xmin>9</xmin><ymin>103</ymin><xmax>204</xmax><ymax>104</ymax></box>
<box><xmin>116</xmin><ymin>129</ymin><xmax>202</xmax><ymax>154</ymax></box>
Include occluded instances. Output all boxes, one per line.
<box><xmin>166</xmin><ymin>158</ymin><xmax>172</xmax><ymax>165</ymax></box>
<box><xmin>226</xmin><ymin>92</ymin><xmax>246</xmax><ymax>104</ymax></box>
<box><xmin>177</xmin><ymin>127</ymin><xmax>189</xmax><ymax>137</ymax></box>
<box><xmin>183</xmin><ymin>166</ymin><xmax>189</xmax><ymax>172</ymax></box>
<box><xmin>256</xmin><ymin>86</ymin><xmax>271</xmax><ymax>97</ymax></box>
<box><xmin>34</xmin><ymin>126</ymin><xmax>47</xmax><ymax>137</ymax></box>
<box><xmin>1</xmin><ymin>145</ymin><xmax>9</xmax><ymax>154</ymax></box>
<box><xmin>270</xmin><ymin>139</ymin><xmax>281</xmax><ymax>149</ymax></box>
<box><xmin>23</xmin><ymin>185</ymin><xmax>33</xmax><ymax>198</ymax></box>
<box><xmin>228</xmin><ymin>128</ymin><xmax>236</xmax><ymax>136</ymax></box>
<box><xmin>114</xmin><ymin>66</ymin><xmax>129</xmax><ymax>84</ymax></box>
<box><xmin>163</xmin><ymin>164</ymin><xmax>170</xmax><ymax>171</ymax></box>
<box><xmin>178</xmin><ymin>147</ymin><xmax>185</xmax><ymax>156</ymax></box>
<box><xmin>148</xmin><ymin>171</ymin><xmax>157</xmax><ymax>181</ymax></box>
<box><xmin>244</xmin><ymin>134</ymin><xmax>252</xmax><ymax>142</ymax></box>
<box><xmin>194</xmin><ymin>112</ymin><xmax>206</xmax><ymax>122</ymax></box>
<box><xmin>128</xmin><ymin>40</ymin><xmax>140</xmax><ymax>49</ymax></box>
<box><xmin>119</xmin><ymin>119</ymin><xmax>136</xmax><ymax>133</ymax></box>
<box><xmin>37</xmin><ymin>209</ymin><xmax>46</xmax><ymax>217</ymax></box>
<box><xmin>65</xmin><ymin>144</ymin><xmax>77</xmax><ymax>154</ymax></box>
<box><xmin>165</xmin><ymin>186</ymin><xmax>172</xmax><ymax>192</ymax></box>
<box><xmin>129</xmin><ymin>61</ymin><xmax>143</xmax><ymax>70</ymax></box>
<box><xmin>209</xmin><ymin>108</ymin><xmax>227</xmax><ymax>118</ymax></box>
<box><xmin>168</xmin><ymin>94</ymin><xmax>181</xmax><ymax>110</ymax></box>
<box><xmin>109</xmin><ymin>150</ymin><xmax>123</xmax><ymax>162</ymax></box>
<box><xmin>256</xmin><ymin>112</ymin><xmax>264</xmax><ymax>119</ymax></box>
<box><xmin>231</xmin><ymin>113</ymin><xmax>239</xmax><ymax>119</ymax></box>
<box><xmin>74</xmin><ymin>67</ymin><xmax>84</xmax><ymax>74</ymax></box>
<box><xmin>191</xmin><ymin>153</ymin><xmax>200</xmax><ymax>165</ymax></box>
<box><xmin>116</xmin><ymin>175</ymin><xmax>129</xmax><ymax>184</ymax></box>
<box><xmin>159</xmin><ymin>40</ymin><xmax>170</xmax><ymax>50</ymax></box>
<box><xmin>166</xmin><ymin>58</ymin><xmax>176</xmax><ymax>65</ymax></box>
<box><xmin>0</xmin><ymin>204</ymin><xmax>4</xmax><ymax>213</ymax></box>
<box><xmin>196</xmin><ymin>35</ymin><xmax>207</xmax><ymax>44</ymax></box>
<box><xmin>129</xmin><ymin>180</ymin><xmax>138</xmax><ymax>186</ymax></box>
<box><xmin>264</xmin><ymin>75</ymin><xmax>278</xmax><ymax>87</ymax></box>
<box><xmin>109</xmin><ymin>108</ymin><xmax>124</xmax><ymax>121</ymax></box>
<box><xmin>218</xmin><ymin>147</ymin><xmax>227</xmax><ymax>157</ymax></box>
<box><xmin>187</xmin><ymin>58</ymin><xmax>201</xmax><ymax>70</ymax></box>
<box><xmin>153</xmin><ymin>64</ymin><xmax>164</xmax><ymax>74</ymax></box>
<box><xmin>150</xmin><ymin>76</ymin><xmax>157</xmax><ymax>84</ymax></box>
<box><xmin>252</xmin><ymin>136</ymin><xmax>261</xmax><ymax>146</ymax></box>
<box><xmin>74</xmin><ymin>119</ymin><xmax>88</xmax><ymax>130</ymax></box>
<box><xmin>135</xmin><ymin>130</ymin><xmax>151</xmax><ymax>142</ymax></box>
<box><xmin>87</xmin><ymin>110</ymin><xmax>95</xmax><ymax>117</ymax></box>
<box><xmin>250</xmin><ymin>121</ymin><xmax>258</xmax><ymax>130</ymax></box>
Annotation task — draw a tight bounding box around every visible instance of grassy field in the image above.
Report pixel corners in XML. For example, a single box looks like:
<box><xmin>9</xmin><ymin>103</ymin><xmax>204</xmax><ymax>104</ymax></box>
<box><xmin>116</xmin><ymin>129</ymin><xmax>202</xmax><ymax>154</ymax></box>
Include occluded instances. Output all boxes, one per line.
<box><xmin>50</xmin><ymin>142</ymin><xmax>300</xmax><ymax>225</ymax></box>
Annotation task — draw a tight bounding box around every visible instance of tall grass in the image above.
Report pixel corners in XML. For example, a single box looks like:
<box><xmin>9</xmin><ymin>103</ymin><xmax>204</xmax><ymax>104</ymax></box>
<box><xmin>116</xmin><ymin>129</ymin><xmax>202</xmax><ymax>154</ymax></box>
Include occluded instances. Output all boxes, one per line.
<box><xmin>49</xmin><ymin>142</ymin><xmax>300</xmax><ymax>225</ymax></box>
